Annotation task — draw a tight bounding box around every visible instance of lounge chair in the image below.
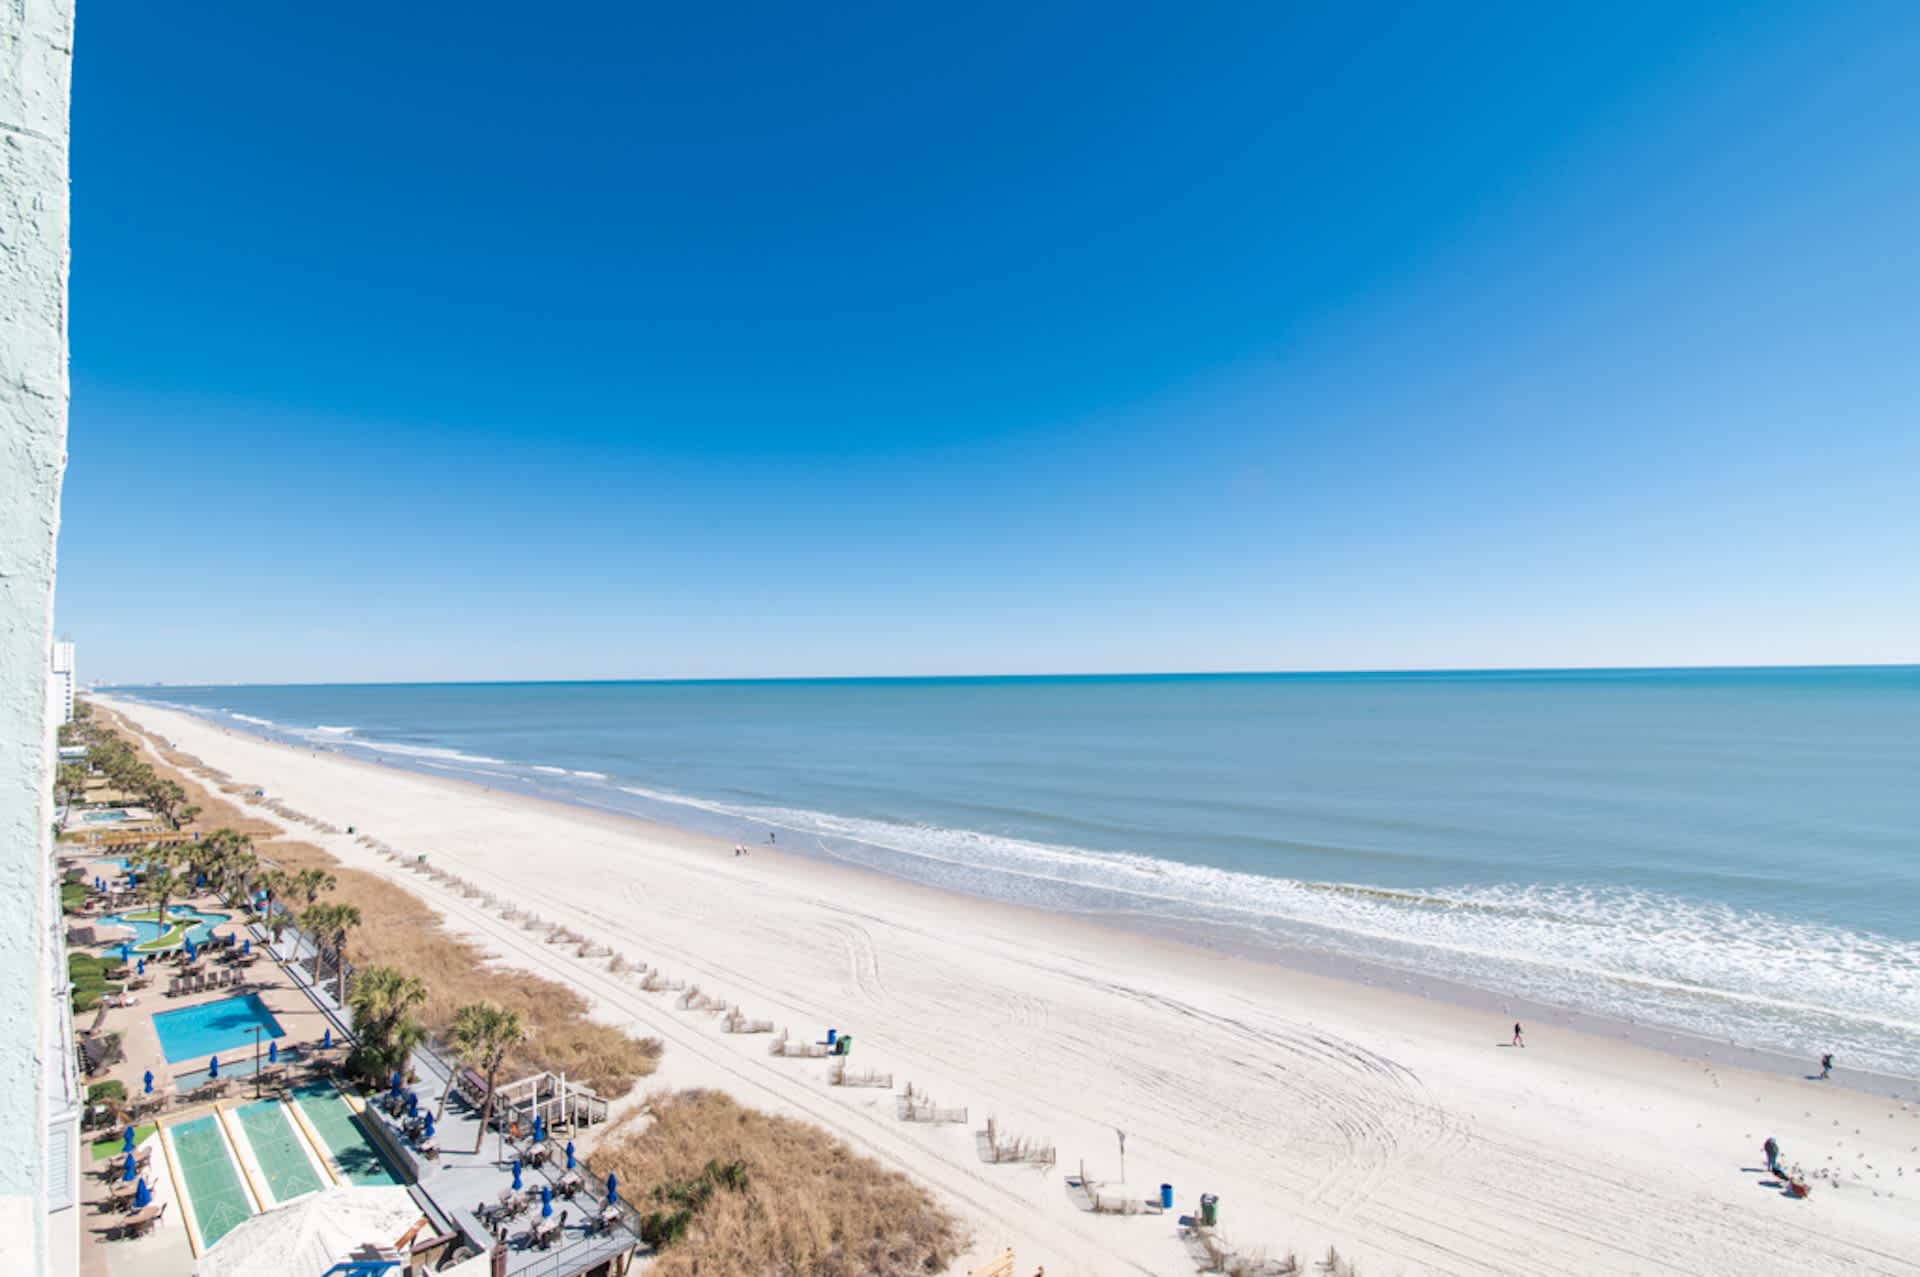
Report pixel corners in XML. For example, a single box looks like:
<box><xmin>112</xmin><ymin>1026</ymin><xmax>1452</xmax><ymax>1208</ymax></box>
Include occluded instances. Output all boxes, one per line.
<box><xmin>165</xmin><ymin>977</ymin><xmax>181</xmax><ymax>997</ymax></box>
<box><xmin>117</xmin><ymin>1202</ymin><xmax>167</xmax><ymax>1239</ymax></box>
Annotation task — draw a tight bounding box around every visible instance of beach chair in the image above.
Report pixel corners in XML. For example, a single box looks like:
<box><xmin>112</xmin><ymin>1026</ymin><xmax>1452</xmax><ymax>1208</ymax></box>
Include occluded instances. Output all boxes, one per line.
<box><xmin>118</xmin><ymin>1202</ymin><xmax>166</xmax><ymax>1239</ymax></box>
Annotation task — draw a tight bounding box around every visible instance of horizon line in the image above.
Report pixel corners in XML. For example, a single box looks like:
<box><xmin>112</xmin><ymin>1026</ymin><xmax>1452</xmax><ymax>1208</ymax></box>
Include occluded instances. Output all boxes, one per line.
<box><xmin>89</xmin><ymin>660</ymin><xmax>1919</xmax><ymax>692</ymax></box>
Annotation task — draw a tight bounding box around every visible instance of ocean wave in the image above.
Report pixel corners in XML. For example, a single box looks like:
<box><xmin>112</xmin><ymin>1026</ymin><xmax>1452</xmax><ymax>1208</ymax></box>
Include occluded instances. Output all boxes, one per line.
<box><xmin>607</xmin><ymin>782</ymin><xmax>1920</xmax><ymax>1075</ymax></box>
<box><xmin>531</xmin><ymin>765</ymin><xmax>569</xmax><ymax>775</ymax></box>
<box><xmin>312</xmin><ymin>724</ymin><xmax>355</xmax><ymax>735</ymax></box>
<box><xmin>571</xmin><ymin>770</ymin><xmax>609</xmax><ymax>780</ymax></box>
<box><xmin>231</xmin><ymin>713</ymin><xmax>276</xmax><ymax>727</ymax></box>
<box><xmin>351</xmin><ymin>739</ymin><xmax>508</xmax><ymax>766</ymax></box>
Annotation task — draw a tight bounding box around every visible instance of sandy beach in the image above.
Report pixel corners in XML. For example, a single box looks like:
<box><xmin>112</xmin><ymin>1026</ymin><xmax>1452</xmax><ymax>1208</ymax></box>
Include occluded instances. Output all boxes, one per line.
<box><xmin>101</xmin><ymin>696</ymin><xmax>1920</xmax><ymax>1277</ymax></box>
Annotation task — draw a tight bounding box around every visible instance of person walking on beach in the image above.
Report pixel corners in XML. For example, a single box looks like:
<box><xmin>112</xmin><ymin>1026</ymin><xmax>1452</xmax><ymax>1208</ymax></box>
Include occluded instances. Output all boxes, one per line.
<box><xmin>1763</xmin><ymin>1136</ymin><xmax>1780</xmax><ymax>1176</ymax></box>
<box><xmin>1819</xmin><ymin>1052</ymin><xmax>1833</xmax><ymax>1080</ymax></box>
<box><xmin>1512</xmin><ymin>1022</ymin><xmax>1525</xmax><ymax>1047</ymax></box>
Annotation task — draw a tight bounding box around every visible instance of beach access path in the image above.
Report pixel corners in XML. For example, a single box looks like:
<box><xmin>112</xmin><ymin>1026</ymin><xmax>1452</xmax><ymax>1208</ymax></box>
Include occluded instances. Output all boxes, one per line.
<box><xmin>102</xmin><ymin>697</ymin><xmax>1920</xmax><ymax>1277</ymax></box>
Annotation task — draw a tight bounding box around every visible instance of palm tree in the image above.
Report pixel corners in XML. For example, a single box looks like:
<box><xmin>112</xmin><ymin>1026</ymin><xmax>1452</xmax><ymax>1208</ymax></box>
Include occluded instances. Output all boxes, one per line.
<box><xmin>55</xmin><ymin>763</ymin><xmax>87</xmax><ymax>806</ymax></box>
<box><xmin>139</xmin><ymin>866</ymin><xmax>187</xmax><ymax>947</ymax></box>
<box><xmin>205</xmin><ymin>845</ymin><xmax>258</xmax><ymax>908</ymax></box>
<box><xmin>293</xmin><ymin>867</ymin><xmax>336</xmax><ymax>912</ymax></box>
<box><xmin>345</xmin><ymin>966</ymin><xmax>428</xmax><ymax>1084</ymax></box>
<box><xmin>143</xmin><ymin>778</ymin><xmax>188</xmax><ymax>828</ymax></box>
<box><xmin>448</xmin><ymin>1002</ymin><xmax>527</xmax><ymax>1153</ymax></box>
<box><xmin>301</xmin><ymin>901</ymin><xmax>362</xmax><ymax>1004</ymax></box>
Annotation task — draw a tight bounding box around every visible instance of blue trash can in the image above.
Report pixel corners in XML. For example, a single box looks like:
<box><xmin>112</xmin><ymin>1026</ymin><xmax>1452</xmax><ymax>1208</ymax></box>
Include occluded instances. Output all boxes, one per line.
<box><xmin>1160</xmin><ymin>1183</ymin><xmax>1174</xmax><ymax>1209</ymax></box>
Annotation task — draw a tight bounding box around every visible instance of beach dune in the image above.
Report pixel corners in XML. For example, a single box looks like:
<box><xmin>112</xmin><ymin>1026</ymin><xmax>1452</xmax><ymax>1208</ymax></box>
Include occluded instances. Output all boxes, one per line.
<box><xmin>103</xmin><ymin>697</ymin><xmax>1920</xmax><ymax>1276</ymax></box>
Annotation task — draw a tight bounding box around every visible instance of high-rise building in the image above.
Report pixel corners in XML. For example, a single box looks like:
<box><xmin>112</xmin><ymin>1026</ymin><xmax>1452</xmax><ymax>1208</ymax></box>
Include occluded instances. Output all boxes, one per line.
<box><xmin>48</xmin><ymin>642</ymin><xmax>75</xmax><ymax>726</ymax></box>
<box><xmin>1</xmin><ymin>1</ymin><xmax>78</xmax><ymax>1273</ymax></box>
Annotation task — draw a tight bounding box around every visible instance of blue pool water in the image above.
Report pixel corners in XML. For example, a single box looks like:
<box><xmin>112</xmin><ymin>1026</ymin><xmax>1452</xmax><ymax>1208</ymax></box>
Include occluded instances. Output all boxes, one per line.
<box><xmin>173</xmin><ymin>1044</ymin><xmax>304</xmax><ymax>1091</ymax></box>
<box><xmin>93</xmin><ymin>905</ymin><xmax>228</xmax><ymax>952</ymax></box>
<box><xmin>151</xmin><ymin>993</ymin><xmax>286</xmax><ymax>1063</ymax></box>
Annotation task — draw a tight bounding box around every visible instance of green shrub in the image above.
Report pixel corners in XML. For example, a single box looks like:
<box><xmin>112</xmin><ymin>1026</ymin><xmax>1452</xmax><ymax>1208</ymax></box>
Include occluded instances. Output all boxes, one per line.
<box><xmin>87</xmin><ymin>1080</ymin><xmax>126</xmax><ymax>1106</ymax></box>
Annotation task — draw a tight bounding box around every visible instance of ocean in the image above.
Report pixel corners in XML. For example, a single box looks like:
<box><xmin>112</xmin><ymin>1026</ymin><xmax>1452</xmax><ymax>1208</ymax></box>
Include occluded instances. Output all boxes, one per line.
<box><xmin>119</xmin><ymin>668</ymin><xmax>1920</xmax><ymax>1077</ymax></box>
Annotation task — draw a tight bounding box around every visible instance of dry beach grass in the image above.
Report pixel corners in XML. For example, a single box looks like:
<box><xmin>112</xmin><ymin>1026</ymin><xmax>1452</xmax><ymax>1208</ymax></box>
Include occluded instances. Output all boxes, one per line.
<box><xmin>592</xmin><ymin>1089</ymin><xmax>964</xmax><ymax>1277</ymax></box>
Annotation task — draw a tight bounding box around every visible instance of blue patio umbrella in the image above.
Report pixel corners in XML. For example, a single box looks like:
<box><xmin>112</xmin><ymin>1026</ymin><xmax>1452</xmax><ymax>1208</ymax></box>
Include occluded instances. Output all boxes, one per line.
<box><xmin>321</xmin><ymin>1027</ymin><xmax>333</xmax><ymax>1049</ymax></box>
<box><xmin>606</xmin><ymin>1172</ymin><xmax>618</xmax><ymax>1204</ymax></box>
<box><xmin>133</xmin><ymin>1178</ymin><xmax>151</xmax><ymax>1210</ymax></box>
<box><xmin>565</xmin><ymin>1141</ymin><xmax>575</xmax><ymax>1170</ymax></box>
<box><xmin>532</xmin><ymin>1114</ymin><xmax>545</xmax><ymax>1143</ymax></box>
<box><xmin>196</xmin><ymin>872</ymin><xmax>206</xmax><ymax>888</ymax></box>
<box><xmin>512</xmin><ymin>1160</ymin><xmax>524</xmax><ymax>1191</ymax></box>
<box><xmin>122</xmin><ymin>1125</ymin><xmax>136</xmax><ymax>1153</ymax></box>
<box><xmin>390</xmin><ymin>1071</ymin><xmax>403</xmax><ymax>1096</ymax></box>
<box><xmin>208</xmin><ymin>1055</ymin><xmax>219</xmax><ymax>1079</ymax></box>
<box><xmin>242</xmin><ymin>938</ymin><xmax>250</xmax><ymax>955</ymax></box>
<box><xmin>406</xmin><ymin>1091</ymin><xmax>419</xmax><ymax>1116</ymax></box>
<box><xmin>183</xmin><ymin>936</ymin><xmax>196</xmax><ymax>960</ymax></box>
<box><xmin>423</xmin><ymin>1113</ymin><xmax>435</xmax><ymax>1139</ymax></box>
<box><xmin>268</xmin><ymin>1040</ymin><xmax>279</xmax><ymax>1064</ymax></box>
<box><xmin>541</xmin><ymin>1185</ymin><xmax>553</xmax><ymax>1218</ymax></box>
<box><xmin>122</xmin><ymin>1153</ymin><xmax>136</xmax><ymax>1182</ymax></box>
<box><xmin>119</xmin><ymin>942</ymin><xmax>132</xmax><ymax>963</ymax></box>
<box><xmin>143</xmin><ymin>1070</ymin><xmax>153</xmax><ymax>1095</ymax></box>
<box><xmin>94</xmin><ymin>877</ymin><xmax>102</xmax><ymax>891</ymax></box>
<box><xmin>136</xmin><ymin>957</ymin><xmax>145</xmax><ymax>976</ymax></box>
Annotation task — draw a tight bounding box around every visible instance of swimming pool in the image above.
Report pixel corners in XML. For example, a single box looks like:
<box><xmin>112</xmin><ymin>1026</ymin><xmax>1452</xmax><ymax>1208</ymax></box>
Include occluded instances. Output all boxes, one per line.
<box><xmin>93</xmin><ymin>904</ymin><xmax>229</xmax><ymax>952</ymax></box>
<box><xmin>152</xmin><ymin>994</ymin><xmax>286</xmax><ymax>1063</ymax></box>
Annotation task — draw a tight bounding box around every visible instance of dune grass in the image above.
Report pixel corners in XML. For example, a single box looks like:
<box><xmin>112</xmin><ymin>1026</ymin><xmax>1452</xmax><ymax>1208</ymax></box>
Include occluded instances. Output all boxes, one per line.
<box><xmin>592</xmin><ymin>1089</ymin><xmax>963</xmax><ymax>1277</ymax></box>
<box><xmin>242</xmin><ymin>837</ymin><xmax>663</xmax><ymax>1098</ymax></box>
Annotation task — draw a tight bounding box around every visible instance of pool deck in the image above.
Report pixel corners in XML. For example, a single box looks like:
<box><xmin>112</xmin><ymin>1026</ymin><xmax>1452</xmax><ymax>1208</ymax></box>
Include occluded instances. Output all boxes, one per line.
<box><xmin>71</xmin><ymin>915</ymin><xmax>351</xmax><ymax>1277</ymax></box>
<box><xmin>356</xmin><ymin>1066</ymin><xmax>645</xmax><ymax>1277</ymax></box>
<box><xmin>70</xmin><ymin>880</ymin><xmax>646</xmax><ymax>1277</ymax></box>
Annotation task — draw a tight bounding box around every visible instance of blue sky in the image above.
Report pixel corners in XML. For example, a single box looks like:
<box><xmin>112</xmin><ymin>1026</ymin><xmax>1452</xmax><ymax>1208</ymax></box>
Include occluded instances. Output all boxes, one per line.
<box><xmin>60</xmin><ymin>2</ymin><xmax>1919</xmax><ymax>683</ymax></box>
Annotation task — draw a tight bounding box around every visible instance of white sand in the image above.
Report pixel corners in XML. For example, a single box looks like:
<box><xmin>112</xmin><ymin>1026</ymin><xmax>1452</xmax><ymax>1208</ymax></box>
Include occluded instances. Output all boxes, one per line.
<box><xmin>105</xmin><ymin>698</ymin><xmax>1920</xmax><ymax>1276</ymax></box>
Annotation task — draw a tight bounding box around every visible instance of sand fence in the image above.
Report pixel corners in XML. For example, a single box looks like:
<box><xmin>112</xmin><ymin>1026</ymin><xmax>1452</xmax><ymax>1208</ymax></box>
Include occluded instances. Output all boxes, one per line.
<box><xmin>828</xmin><ymin>1060</ymin><xmax>894</xmax><ymax>1088</ymax></box>
<box><xmin>979</xmin><ymin>1116</ymin><xmax>1056</xmax><ymax>1167</ymax></box>
<box><xmin>768</xmin><ymin>1029</ymin><xmax>833</xmax><ymax>1059</ymax></box>
<box><xmin>896</xmin><ymin>1083</ymin><xmax>968</xmax><ymax>1124</ymax></box>
<box><xmin>721</xmin><ymin>1007</ymin><xmax>774</xmax><ymax>1034</ymax></box>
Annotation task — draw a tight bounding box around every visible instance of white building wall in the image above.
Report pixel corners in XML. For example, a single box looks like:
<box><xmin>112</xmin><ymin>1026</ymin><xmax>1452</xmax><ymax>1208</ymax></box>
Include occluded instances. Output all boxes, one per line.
<box><xmin>49</xmin><ymin>641</ymin><xmax>74</xmax><ymax>725</ymax></box>
<box><xmin>0</xmin><ymin>1</ymin><xmax>76</xmax><ymax>1274</ymax></box>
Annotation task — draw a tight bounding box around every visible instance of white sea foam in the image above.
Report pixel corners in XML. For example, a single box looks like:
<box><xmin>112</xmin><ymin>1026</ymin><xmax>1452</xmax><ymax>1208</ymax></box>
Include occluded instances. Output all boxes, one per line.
<box><xmin>351</xmin><ymin>739</ymin><xmax>508</xmax><ymax>767</ymax></box>
<box><xmin>609</xmin><ymin>782</ymin><xmax>1920</xmax><ymax>1076</ymax></box>
<box><xmin>571</xmin><ymin>770</ymin><xmax>608</xmax><ymax>780</ymax></box>
<box><xmin>231</xmin><ymin>713</ymin><xmax>276</xmax><ymax>727</ymax></box>
<box><xmin>312</xmin><ymin>724</ymin><xmax>355</xmax><ymax>735</ymax></box>
<box><xmin>531</xmin><ymin>765</ymin><xmax>569</xmax><ymax>775</ymax></box>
